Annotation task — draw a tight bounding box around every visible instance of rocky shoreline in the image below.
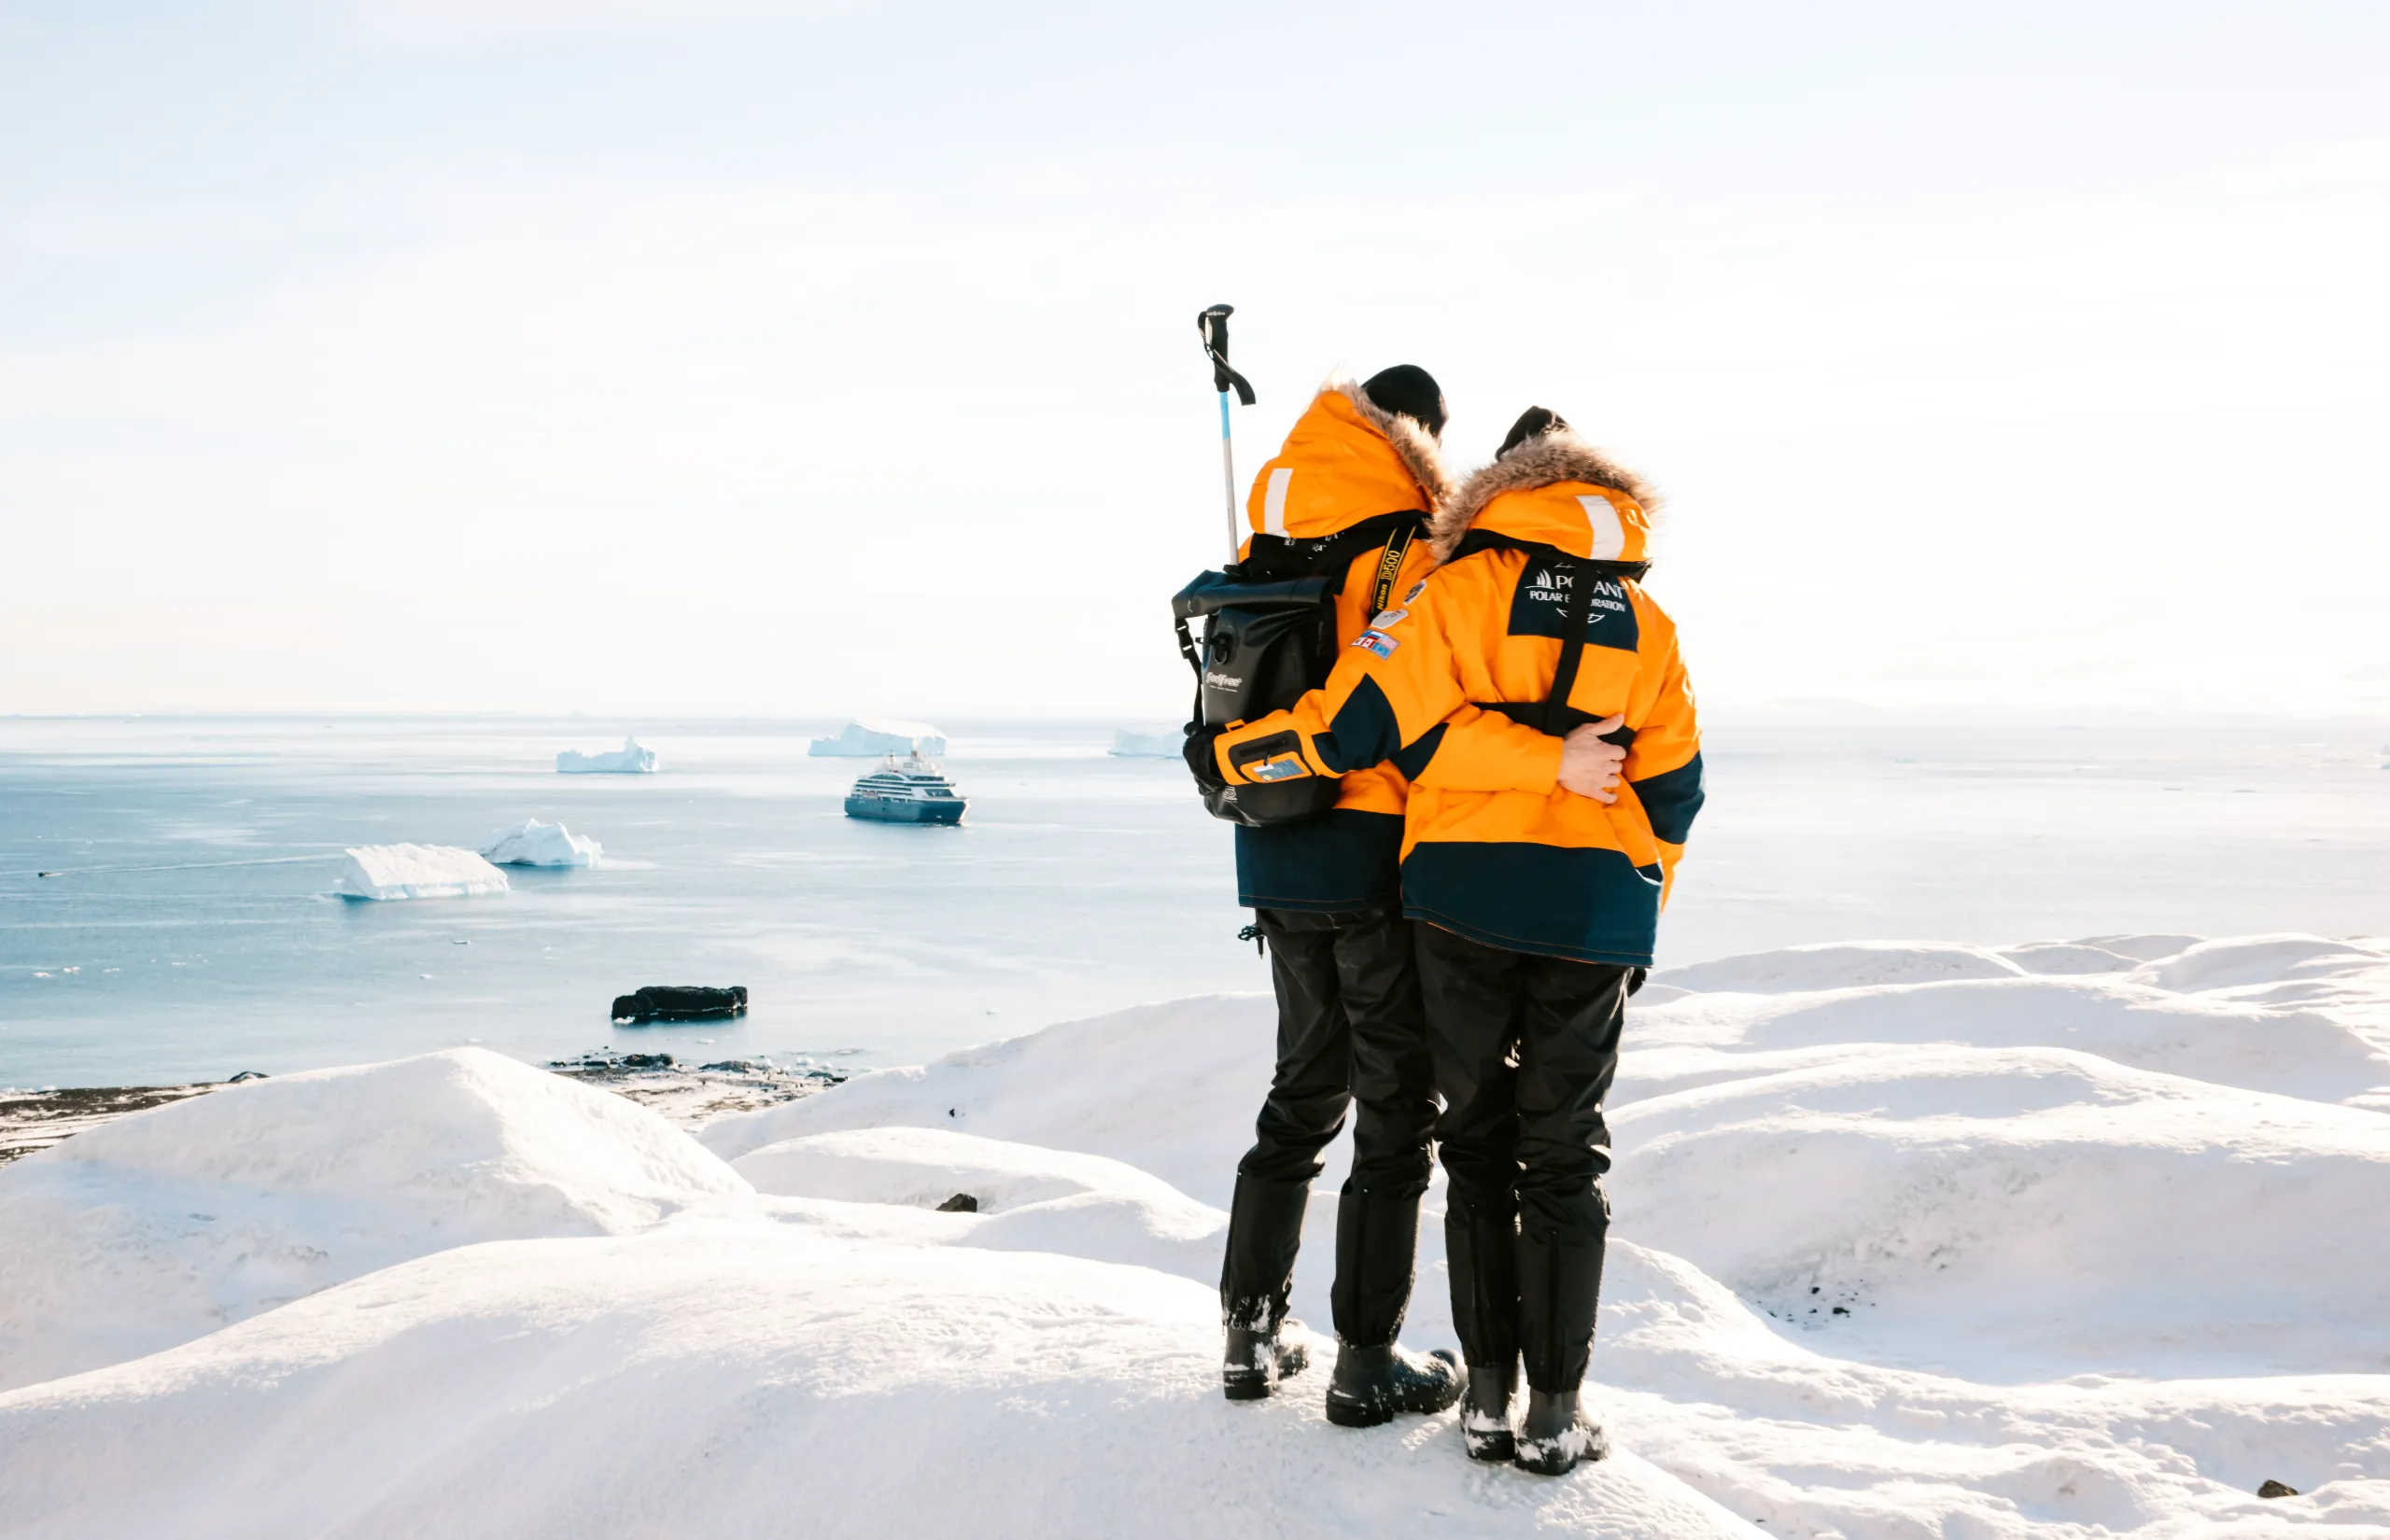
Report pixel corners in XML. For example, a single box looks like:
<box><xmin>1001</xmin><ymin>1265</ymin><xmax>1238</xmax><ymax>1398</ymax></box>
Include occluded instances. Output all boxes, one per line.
<box><xmin>0</xmin><ymin>1052</ymin><xmax>844</xmax><ymax>1166</ymax></box>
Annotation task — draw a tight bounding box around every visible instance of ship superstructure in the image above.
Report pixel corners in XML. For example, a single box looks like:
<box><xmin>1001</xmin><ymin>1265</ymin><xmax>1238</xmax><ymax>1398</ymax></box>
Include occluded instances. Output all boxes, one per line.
<box><xmin>844</xmin><ymin>754</ymin><xmax>968</xmax><ymax>825</ymax></box>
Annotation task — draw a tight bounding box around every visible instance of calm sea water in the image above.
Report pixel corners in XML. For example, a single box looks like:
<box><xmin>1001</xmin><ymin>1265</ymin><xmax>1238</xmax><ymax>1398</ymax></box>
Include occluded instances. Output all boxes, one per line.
<box><xmin>3</xmin><ymin>714</ymin><xmax>2385</xmax><ymax>1087</ymax></box>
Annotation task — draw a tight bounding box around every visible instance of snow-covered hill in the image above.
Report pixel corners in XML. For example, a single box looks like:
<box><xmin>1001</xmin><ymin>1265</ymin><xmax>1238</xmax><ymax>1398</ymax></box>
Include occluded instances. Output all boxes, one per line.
<box><xmin>4</xmin><ymin>932</ymin><xmax>2388</xmax><ymax>1538</ymax></box>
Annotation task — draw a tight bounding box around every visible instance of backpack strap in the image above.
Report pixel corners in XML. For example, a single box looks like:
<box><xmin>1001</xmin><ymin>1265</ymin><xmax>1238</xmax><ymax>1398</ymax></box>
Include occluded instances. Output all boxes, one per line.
<box><xmin>1542</xmin><ymin>553</ymin><xmax>1589</xmax><ymax>735</ymax></box>
<box><xmin>1236</xmin><ymin>511</ymin><xmax>1428</xmax><ymax>591</ymax></box>
<box><xmin>1446</xmin><ymin>527</ymin><xmax>1649</xmax><ymax>584</ymax></box>
<box><xmin>1443</xmin><ymin>529</ymin><xmax>1650</xmax><ymax>739</ymax></box>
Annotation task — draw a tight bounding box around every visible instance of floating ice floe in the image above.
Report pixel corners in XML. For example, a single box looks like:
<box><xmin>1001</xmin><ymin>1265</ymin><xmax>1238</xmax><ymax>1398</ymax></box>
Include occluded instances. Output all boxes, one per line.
<box><xmin>556</xmin><ymin>737</ymin><xmax>656</xmax><ymax>774</ymax></box>
<box><xmin>336</xmin><ymin>845</ymin><xmax>509</xmax><ymax>901</ymax></box>
<box><xmin>808</xmin><ymin>718</ymin><xmax>946</xmax><ymax>758</ymax></box>
<box><xmin>1108</xmin><ymin>726</ymin><xmax>1182</xmax><ymax>758</ymax></box>
<box><xmin>478</xmin><ymin>819</ymin><xmax>601</xmax><ymax>868</ymax></box>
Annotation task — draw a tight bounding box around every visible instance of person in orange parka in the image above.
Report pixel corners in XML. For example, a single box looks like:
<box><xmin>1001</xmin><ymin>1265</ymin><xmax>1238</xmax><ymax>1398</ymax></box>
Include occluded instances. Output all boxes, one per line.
<box><xmin>1206</xmin><ymin>408</ymin><xmax>1702</xmax><ymax>1475</ymax></box>
<box><xmin>1194</xmin><ymin>368</ymin><xmax>1566</xmax><ymax>1428</ymax></box>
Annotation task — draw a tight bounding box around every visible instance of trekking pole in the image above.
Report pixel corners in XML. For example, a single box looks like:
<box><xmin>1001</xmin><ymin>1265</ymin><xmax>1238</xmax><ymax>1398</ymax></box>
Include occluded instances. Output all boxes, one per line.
<box><xmin>1196</xmin><ymin>303</ymin><xmax>1257</xmax><ymax>564</ymax></box>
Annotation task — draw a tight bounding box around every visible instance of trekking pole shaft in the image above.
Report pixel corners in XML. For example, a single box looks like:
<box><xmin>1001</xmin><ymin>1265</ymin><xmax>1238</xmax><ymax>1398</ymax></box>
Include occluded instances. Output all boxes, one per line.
<box><xmin>1218</xmin><ymin>390</ymin><xmax>1240</xmax><ymax>562</ymax></box>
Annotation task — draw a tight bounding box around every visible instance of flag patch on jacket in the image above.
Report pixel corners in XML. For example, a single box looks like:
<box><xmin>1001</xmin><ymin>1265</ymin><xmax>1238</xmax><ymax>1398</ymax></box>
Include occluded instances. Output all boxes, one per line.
<box><xmin>1353</xmin><ymin>629</ymin><xmax>1399</xmax><ymax>659</ymax></box>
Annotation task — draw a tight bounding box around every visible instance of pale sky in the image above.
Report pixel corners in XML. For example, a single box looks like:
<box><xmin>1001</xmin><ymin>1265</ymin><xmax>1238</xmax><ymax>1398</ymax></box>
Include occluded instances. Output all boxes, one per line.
<box><xmin>4</xmin><ymin>1</ymin><xmax>2385</xmax><ymax>719</ymax></box>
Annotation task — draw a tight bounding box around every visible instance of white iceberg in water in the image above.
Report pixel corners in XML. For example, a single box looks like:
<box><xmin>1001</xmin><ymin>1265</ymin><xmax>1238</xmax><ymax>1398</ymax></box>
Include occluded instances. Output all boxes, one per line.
<box><xmin>1107</xmin><ymin>726</ymin><xmax>1181</xmax><ymax>758</ymax></box>
<box><xmin>556</xmin><ymin>737</ymin><xmax>656</xmax><ymax>775</ymax></box>
<box><xmin>337</xmin><ymin>845</ymin><xmax>509</xmax><ymax>901</ymax></box>
<box><xmin>478</xmin><ymin>819</ymin><xmax>602</xmax><ymax>868</ymax></box>
<box><xmin>808</xmin><ymin>719</ymin><xmax>947</xmax><ymax>758</ymax></box>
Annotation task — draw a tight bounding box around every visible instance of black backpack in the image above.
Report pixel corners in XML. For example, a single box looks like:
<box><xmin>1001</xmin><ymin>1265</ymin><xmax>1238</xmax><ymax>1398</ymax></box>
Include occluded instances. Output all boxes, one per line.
<box><xmin>1171</xmin><ymin>512</ymin><xmax>1423</xmax><ymax>827</ymax></box>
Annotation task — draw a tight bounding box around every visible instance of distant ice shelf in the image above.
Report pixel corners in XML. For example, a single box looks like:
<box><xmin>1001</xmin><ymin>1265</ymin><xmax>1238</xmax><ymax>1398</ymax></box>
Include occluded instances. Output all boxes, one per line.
<box><xmin>1107</xmin><ymin>726</ymin><xmax>1180</xmax><ymax>758</ymax></box>
<box><xmin>478</xmin><ymin>819</ymin><xmax>601</xmax><ymax>868</ymax></box>
<box><xmin>337</xmin><ymin>845</ymin><xmax>509</xmax><ymax>901</ymax></box>
<box><xmin>556</xmin><ymin>737</ymin><xmax>656</xmax><ymax>775</ymax></box>
<box><xmin>808</xmin><ymin>719</ymin><xmax>947</xmax><ymax>758</ymax></box>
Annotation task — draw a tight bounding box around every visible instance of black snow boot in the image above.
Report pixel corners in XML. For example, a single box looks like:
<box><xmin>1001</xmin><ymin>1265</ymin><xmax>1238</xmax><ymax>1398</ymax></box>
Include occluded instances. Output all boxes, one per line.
<box><xmin>1222</xmin><ymin>1323</ymin><xmax>1310</xmax><ymax>1401</ymax></box>
<box><xmin>1513</xmin><ymin>1388</ymin><xmax>1610</xmax><ymax>1476</ymax></box>
<box><xmin>1459</xmin><ymin>1359</ymin><xmax>1517</xmax><ymax>1462</ymax></box>
<box><xmin>1324</xmin><ymin>1340</ymin><xmax>1462</xmax><ymax>1427</ymax></box>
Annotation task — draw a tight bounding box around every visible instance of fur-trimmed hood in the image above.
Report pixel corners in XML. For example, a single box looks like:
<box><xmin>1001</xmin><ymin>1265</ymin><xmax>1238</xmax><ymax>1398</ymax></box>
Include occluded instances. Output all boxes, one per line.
<box><xmin>1238</xmin><ymin>379</ymin><xmax>1454</xmax><ymax>549</ymax></box>
<box><xmin>1320</xmin><ymin>375</ymin><xmax>1455</xmax><ymax>512</ymax></box>
<box><xmin>1430</xmin><ymin>431</ymin><xmax>1660</xmax><ymax>563</ymax></box>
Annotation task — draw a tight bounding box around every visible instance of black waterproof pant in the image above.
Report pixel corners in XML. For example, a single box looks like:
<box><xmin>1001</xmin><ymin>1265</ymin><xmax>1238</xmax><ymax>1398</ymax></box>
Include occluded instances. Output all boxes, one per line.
<box><xmin>1220</xmin><ymin>904</ymin><xmax>1440</xmax><ymax>1347</ymax></box>
<box><xmin>1418</xmin><ymin>922</ymin><xmax>1631</xmax><ymax>1394</ymax></box>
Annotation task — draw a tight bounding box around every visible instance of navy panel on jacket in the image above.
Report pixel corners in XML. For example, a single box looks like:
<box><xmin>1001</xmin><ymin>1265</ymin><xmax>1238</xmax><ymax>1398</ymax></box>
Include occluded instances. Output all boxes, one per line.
<box><xmin>1629</xmin><ymin>751</ymin><xmax>1706</xmax><ymax>846</ymax></box>
<box><xmin>1399</xmin><ymin>840</ymin><xmax>1666</xmax><ymax>966</ymax></box>
<box><xmin>1235</xmin><ymin>809</ymin><xmax>1405</xmax><ymax>913</ymax></box>
<box><xmin>1506</xmin><ymin>561</ymin><xmax>1639</xmax><ymax>652</ymax></box>
<box><xmin>1308</xmin><ymin>675</ymin><xmax>1405</xmax><ymax>776</ymax></box>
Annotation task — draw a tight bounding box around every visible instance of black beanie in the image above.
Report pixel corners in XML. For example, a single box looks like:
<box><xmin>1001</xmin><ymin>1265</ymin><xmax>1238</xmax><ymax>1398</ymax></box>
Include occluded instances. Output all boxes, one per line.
<box><xmin>1359</xmin><ymin>365</ymin><xmax>1448</xmax><ymax>440</ymax></box>
<box><xmin>1497</xmin><ymin>406</ymin><xmax>1570</xmax><ymax>458</ymax></box>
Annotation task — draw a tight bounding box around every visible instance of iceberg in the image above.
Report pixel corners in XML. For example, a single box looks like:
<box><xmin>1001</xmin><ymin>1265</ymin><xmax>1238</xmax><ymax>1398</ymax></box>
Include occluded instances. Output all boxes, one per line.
<box><xmin>808</xmin><ymin>719</ymin><xmax>947</xmax><ymax>758</ymax></box>
<box><xmin>556</xmin><ymin>737</ymin><xmax>656</xmax><ymax>774</ymax></box>
<box><xmin>336</xmin><ymin>845</ymin><xmax>510</xmax><ymax>901</ymax></box>
<box><xmin>478</xmin><ymin>819</ymin><xmax>602</xmax><ymax>868</ymax></box>
<box><xmin>1107</xmin><ymin>726</ymin><xmax>1182</xmax><ymax>758</ymax></box>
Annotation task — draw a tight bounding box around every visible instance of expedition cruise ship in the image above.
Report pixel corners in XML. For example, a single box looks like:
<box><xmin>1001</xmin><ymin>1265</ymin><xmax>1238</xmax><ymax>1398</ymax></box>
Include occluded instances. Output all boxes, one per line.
<box><xmin>844</xmin><ymin>755</ymin><xmax>969</xmax><ymax>825</ymax></box>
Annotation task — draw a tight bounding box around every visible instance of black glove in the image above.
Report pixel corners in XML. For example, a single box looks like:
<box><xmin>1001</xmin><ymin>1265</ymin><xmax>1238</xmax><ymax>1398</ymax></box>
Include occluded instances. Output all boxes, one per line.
<box><xmin>1625</xmin><ymin>966</ymin><xmax>1649</xmax><ymax>998</ymax></box>
<box><xmin>1183</xmin><ymin>722</ymin><xmax>1228</xmax><ymax>794</ymax></box>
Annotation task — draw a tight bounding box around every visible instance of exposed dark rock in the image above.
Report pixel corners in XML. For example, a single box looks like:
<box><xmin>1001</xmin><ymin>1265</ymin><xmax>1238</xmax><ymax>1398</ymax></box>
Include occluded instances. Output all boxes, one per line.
<box><xmin>0</xmin><ymin>1083</ymin><xmax>221</xmax><ymax>1166</ymax></box>
<box><xmin>7</xmin><ymin>1053</ymin><xmax>845</xmax><ymax>1166</ymax></box>
<box><xmin>2258</xmin><ymin>1480</ymin><xmax>2299</xmax><ymax>1499</ymax></box>
<box><xmin>611</xmin><ymin>985</ymin><xmax>749</xmax><ymax>1024</ymax></box>
<box><xmin>226</xmin><ymin>1071</ymin><xmax>270</xmax><ymax>1083</ymax></box>
<box><xmin>936</xmin><ymin>1193</ymin><xmax>979</xmax><ymax>1213</ymax></box>
<box><xmin>550</xmin><ymin>1051</ymin><xmax>676</xmax><ymax>1072</ymax></box>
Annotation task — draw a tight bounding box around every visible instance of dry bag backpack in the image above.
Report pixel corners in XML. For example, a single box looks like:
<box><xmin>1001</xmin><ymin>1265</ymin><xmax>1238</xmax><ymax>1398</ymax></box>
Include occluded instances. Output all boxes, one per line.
<box><xmin>1171</xmin><ymin>512</ymin><xmax>1422</xmax><ymax>828</ymax></box>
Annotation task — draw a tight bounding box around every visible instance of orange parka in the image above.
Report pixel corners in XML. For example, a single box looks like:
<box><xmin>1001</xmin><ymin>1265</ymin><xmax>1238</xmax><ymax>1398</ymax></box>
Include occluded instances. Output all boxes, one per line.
<box><xmin>1222</xmin><ymin>385</ymin><xmax>1562</xmax><ymax>912</ymax></box>
<box><xmin>1213</xmin><ymin>430</ymin><xmax>1705</xmax><ymax>964</ymax></box>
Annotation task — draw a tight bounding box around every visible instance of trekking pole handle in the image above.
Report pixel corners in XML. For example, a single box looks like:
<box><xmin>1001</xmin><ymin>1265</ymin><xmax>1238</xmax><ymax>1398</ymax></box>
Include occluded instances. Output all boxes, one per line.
<box><xmin>1198</xmin><ymin>304</ymin><xmax>1256</xmax><ymax>564</ymax></box>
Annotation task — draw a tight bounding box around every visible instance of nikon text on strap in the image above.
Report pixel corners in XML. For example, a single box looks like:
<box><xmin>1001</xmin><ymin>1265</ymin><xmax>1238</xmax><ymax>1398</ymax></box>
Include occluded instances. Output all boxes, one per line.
<box><xmin>1366</xmin><ymin>522</ymin><xmax>1415</xmax><ymax>617</ymax></box>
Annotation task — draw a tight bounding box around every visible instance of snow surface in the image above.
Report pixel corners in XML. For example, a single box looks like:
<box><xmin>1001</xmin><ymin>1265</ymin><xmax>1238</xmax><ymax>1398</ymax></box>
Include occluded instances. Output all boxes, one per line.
<box><xmin>335</xmin><ymin>843</ymin><xmax>510</xmax><ymax>900</ymax></box>
<box><xmin>1653</xmin><ymin>939</ymin><xmax>2028</xmax><ymax>993</ymax></box>
<box><xmin>1110</xmin><ymin>724</ymin><xmax>1183</xmax><ymax>757</ymax></box>
<box><xmin>807</xmin><ymin>717</ymin><xmax>947</xmax><ymax>757</ymax></box>
<box><xmin>478</xmin><ymin>818</ymin><xmax>602</xmax><ymax>868</ymax></box>
<box><xmin>555</xmin><ymin>735</ymin><xmax>656</xmax><ymax>773</ymax></box>
<box><xmin>0</xmin><ymin>1049</ymin><xmax>742</xmax><ymax>1392</ymax></box>
<box><xmin>7</xmin><ymin>933</ymin><xmax>2390</xmax><ymax>1538</ymax></box>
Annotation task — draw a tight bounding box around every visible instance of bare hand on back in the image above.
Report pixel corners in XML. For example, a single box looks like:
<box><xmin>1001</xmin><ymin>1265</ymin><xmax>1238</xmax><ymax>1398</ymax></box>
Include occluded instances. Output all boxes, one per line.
<box><xmin>1556</xmin><ymin>715</ymin><xmax>1627</xmax><ymax>803</ymax></box>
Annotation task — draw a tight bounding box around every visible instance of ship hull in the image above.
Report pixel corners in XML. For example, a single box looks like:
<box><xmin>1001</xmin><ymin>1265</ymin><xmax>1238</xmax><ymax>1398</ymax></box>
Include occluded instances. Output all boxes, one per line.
<box><xmin>844</xmin><ymin>795</ymin><xmax>967</xmax><ymax>825</ymax></box>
